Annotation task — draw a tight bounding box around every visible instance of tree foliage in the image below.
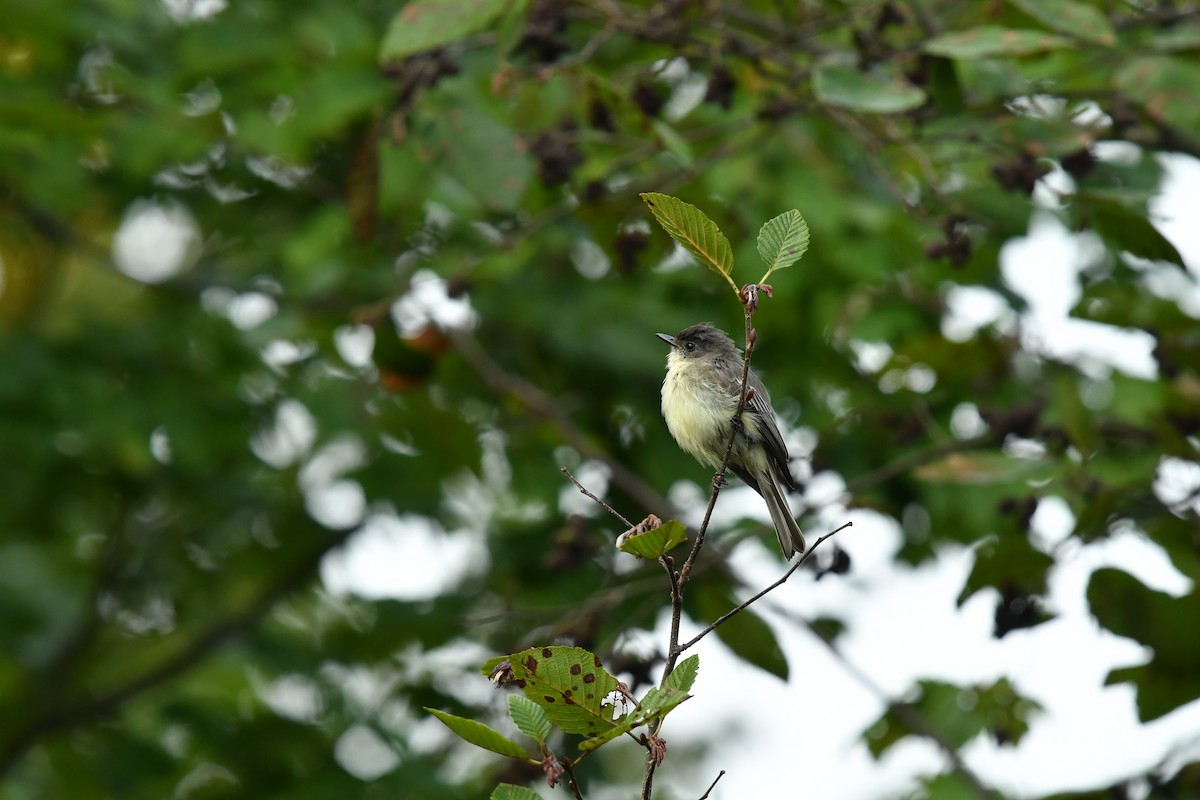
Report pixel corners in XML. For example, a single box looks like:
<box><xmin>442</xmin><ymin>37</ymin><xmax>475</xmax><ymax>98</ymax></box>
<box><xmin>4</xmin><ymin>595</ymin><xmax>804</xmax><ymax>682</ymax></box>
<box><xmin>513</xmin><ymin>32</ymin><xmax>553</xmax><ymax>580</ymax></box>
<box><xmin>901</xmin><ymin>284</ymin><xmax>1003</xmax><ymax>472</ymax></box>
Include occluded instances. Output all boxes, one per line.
<box><xmin>2</xmin><ymin>0</ymin><xmax>1199</xmax><ymax>798</ymax></box>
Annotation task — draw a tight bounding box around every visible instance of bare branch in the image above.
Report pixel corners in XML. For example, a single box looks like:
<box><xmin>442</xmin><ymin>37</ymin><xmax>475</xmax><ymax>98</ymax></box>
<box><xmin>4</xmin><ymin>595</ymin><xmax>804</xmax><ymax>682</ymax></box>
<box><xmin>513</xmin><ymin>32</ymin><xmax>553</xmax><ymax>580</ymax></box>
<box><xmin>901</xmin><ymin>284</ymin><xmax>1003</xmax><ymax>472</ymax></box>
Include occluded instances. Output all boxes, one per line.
<box><xmin>561</xmin><ymin>465</ymin><xmax>634</xmax><ymax>528</ymax></box>
<box><xmin>562</xmin><ymin>757</ymin><xmax>587</xmax><ymax>800</ymax></box>
<box><xmin>698</xmin><ymin>769</ymin><xmax>727</xmax><ymax>800</ymax></box>
<box><xmin>451</xmin><ymin>327</ymin><xmax>672</xmax><ymax>516</ymax></box>
<box><xmin>676</xmin><ymin>521</ymin><xmax>851</xmax><ymax>655</ymax></box>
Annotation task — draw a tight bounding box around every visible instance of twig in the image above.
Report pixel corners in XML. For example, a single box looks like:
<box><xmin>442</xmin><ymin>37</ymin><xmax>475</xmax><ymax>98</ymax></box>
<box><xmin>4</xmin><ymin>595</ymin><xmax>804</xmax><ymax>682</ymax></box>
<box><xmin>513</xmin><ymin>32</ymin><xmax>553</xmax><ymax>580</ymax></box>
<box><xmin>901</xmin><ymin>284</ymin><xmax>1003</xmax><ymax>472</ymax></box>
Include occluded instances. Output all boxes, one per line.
<box><xmin>561</xmin><ymin>466</ymin><xmax>634</xmax><ymax>528</ymax></box>
<box><xmin>643</xmin><ymin>301</ymin><xmax>758</xmax><ymax>800</ymax></box>
<box><xmin>843</xmin><ymin>432</ymin><xmax>997</xmax><ymax>497</ymax></box>
<box><xmin>675</xmin><ymin>304</ymin><xmax>755</xmax><ymax>592</ymax></box>
<box><xmin>562</xmin><ymin>757</ymin><xmax>586</xmax><ymax>800</ymax></box>
<box><xmin>676</xmin><ymin>521</ymin><xmax>851</xmax><ymax>655</ymax></box>
<box><xmin>698</xmin><ymin>769</ymin><xmax>726</xmax><ymax>799</ymax></box>
<box><xmin>451</xmin><ymin>327</ymin><xmax>672</xmax><ymax>516</ymax></box>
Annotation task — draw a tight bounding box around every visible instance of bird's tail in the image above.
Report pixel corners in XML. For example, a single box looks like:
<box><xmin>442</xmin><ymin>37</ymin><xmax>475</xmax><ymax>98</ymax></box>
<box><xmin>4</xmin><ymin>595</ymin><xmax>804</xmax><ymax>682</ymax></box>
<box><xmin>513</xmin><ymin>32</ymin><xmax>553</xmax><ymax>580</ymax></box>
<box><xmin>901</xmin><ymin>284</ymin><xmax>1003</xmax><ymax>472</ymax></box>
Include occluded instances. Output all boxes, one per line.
<box><xmin>761</xmin><ymin>468</ymin><xmax>806</xmax><ymax>559</ymax></box>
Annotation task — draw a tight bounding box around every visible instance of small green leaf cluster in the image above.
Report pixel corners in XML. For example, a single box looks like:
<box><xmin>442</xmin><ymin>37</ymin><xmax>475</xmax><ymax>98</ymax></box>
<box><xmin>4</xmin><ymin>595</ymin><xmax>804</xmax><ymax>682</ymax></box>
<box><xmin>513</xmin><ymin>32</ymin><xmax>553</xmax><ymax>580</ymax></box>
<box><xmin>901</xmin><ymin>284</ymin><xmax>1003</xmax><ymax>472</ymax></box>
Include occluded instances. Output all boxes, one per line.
<box><xmin>426</xmin><ymin>648</ymin><xmax>699</xmax><ymax>796</ymax></box>
<box><xmin>640</xmin><ymin>193</ymin><xmax>809</xmax><ymax>293</ymax></box>
<box><xmin>616</xmin><ymin>518</ymin><xmax>688</xmax><ymax>559</ymax></box>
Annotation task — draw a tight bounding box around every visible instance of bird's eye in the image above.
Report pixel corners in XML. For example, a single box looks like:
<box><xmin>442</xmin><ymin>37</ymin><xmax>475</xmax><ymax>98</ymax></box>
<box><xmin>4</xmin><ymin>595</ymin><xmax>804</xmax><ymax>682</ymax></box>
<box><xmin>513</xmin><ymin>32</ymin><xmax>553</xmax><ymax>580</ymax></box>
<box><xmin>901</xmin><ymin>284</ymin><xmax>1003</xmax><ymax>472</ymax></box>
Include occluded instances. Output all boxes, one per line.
<box><xmin>684</xmin><ymin>341</ymin><xmax>696</xmax><ymax>352</ymax></box>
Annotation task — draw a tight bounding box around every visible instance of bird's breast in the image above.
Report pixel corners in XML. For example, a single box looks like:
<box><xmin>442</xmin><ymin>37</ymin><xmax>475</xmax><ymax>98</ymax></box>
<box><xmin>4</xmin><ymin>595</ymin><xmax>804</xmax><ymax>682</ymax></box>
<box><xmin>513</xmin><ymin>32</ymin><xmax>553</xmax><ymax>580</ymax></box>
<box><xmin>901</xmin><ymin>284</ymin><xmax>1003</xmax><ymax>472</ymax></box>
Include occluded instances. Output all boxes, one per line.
<box><xmin>661</xmin><ymin>360</ymin><xmax>740</xmax><ymax>468</ymax></box>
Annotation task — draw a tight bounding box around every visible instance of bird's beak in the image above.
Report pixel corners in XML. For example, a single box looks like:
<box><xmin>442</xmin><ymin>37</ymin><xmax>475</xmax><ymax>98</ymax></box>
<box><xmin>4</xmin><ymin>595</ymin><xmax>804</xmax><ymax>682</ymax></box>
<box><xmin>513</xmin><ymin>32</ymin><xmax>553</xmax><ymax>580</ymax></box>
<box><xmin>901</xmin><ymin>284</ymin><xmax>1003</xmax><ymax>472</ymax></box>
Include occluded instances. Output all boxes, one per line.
<box><xmin>656</xmin><ymin>333</ymin><xmax>677</xmax><ymax>347</ymax></box>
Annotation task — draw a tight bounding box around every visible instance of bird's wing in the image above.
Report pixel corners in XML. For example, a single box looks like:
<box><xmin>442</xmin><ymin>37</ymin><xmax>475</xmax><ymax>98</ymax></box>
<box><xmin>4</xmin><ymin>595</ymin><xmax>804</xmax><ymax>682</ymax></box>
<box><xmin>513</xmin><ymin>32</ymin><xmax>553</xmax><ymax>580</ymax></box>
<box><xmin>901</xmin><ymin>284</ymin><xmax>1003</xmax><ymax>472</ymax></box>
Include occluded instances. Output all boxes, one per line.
<box><xmin>746</xmin><ymin>372</ymin><xmax>798</xmax><ymax>492</ymax></box>
<box><xmin>711</xmin><ymin>356</ymin><xmax>798</xmax><ymax>493</ymax></box>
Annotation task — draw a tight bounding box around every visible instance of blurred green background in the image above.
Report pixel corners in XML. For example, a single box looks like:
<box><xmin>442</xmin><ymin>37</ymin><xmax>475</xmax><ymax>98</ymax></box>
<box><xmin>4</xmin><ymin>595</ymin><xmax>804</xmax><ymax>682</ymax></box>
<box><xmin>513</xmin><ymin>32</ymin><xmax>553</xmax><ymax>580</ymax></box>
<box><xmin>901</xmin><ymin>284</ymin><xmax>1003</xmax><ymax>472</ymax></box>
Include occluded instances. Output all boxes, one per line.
<box><xmin>2</xmin><ymin>0</ymin><xmax>1199</xmax><ymax>797</ymax></box>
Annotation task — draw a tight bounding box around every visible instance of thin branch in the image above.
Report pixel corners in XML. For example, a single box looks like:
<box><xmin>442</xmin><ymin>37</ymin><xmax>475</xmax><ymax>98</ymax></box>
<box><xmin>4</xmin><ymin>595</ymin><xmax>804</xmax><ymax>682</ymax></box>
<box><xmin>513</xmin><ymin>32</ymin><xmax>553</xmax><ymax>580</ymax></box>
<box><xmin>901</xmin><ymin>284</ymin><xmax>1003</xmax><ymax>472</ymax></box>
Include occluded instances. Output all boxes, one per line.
<box><xmin>450</xmin><ymin>327</ymin><xmax>671</xmax><ymax>516</ymax></box>
<box><xmin>562</xmin><ymin>757</ymin><xmax>586</xmax><ymax>800</ymax></box>
<box><xmin>561</xmin><ymin>466</ymin><xmax>634</xmax><ymax>528</ymax></box>
<box><xmin>843</xmin><ymin>432</ymin><xmax>998</xmax><ymax>498</ymax></box>
<box><xmin>698</xmin><ymin>769</ymin><xmax>726</xmax><ymax>800</ymax></box>
<box><xmin>676</xmin><ymin>521</ymin><xmax>851</xmax><ymax>655</ymax></box>
<box><xmin>675</xmin><ymin>303</ymin><xmax>756</xmax><ymax>592</ymax></box>
<box><xmin>644</xmin><ymin>299</ymin><xmax>758</xmax><ymax>800</ymax></box>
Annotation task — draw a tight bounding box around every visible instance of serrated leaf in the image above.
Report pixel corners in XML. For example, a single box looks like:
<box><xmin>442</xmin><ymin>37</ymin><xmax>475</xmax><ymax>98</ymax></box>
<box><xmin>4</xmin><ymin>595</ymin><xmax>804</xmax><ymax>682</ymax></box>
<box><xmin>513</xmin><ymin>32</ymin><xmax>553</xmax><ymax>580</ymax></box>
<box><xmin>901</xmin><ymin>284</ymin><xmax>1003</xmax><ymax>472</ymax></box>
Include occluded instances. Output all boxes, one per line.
<box><xmin>924</xmin><ymin>27</ymin><xmax>1073</xmax><ymax>59</ymax></box>
<box><xmin>425</xmin><ymin>708</ymin><xmax>531</xmax><ymax>760</ymax></box>
<box><xmin>757</xmin><ymin>209</ymin><xmax>810</xmax><ymax>277</ymax></box>
<box><xmin>664</xmin><ymin>654</ymin><xmax>699</xmax><ymax>693</ymax></box>
<box><xmin>640</xmin><ymin>193</ymin><xmax>737</xmax><ymax>290</ymax></box>
<box><xmin>1077</xmin><ymin>193</ymin><xmax>1185</xmax><ymax>268</ymax></box>
<box><xmin>1006</xmin><ymin>0</ymin><xmax>1116</xmax><ymax>45</ymax></box>
<box><xmin>617</xmin><ymin>519</ymin><xmax>688</xmax><ymax>558</ymax></box>
<box><xmin>481</xmin><ymin>647</ymin><xmax>621</xmax><ymax>738</ymax></box>
<box><xmin>812</xmin><ymin>65</ymin><xmax>926</xmax><ymax>114</ymax></box>
<box><xmin>491</xmin><ymin>784</ymin><xmax>544</xmax><ymax>800</ymax></box>
<box><xmin>1114</xmin><ymin>57</ymin><xmax>1200</xmax><ymax>148</ymax></box>
<box><xmin>380</xmin><ymin>0</ymin><xmax>513</xmax><ymax>62</ymax></box>
<box><xmin>508</xmin><ymin>694</ymin><xmax>551</xmax><ymax>745</ymax></box>
<box><xmin>578</xmin><ymin>685</ymin><xmax>691</xmax><ymax>751</ymax></box>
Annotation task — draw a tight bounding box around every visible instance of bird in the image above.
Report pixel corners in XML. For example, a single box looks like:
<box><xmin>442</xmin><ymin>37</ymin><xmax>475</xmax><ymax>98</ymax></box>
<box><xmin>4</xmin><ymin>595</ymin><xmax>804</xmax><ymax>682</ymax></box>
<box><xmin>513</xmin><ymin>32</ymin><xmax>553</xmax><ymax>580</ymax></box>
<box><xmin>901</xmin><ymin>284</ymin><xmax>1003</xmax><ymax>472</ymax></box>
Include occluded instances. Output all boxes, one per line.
<box><xmin>656</xmin><ymin>322</ymin><xmax>805</xmax><ymax>558</ymax></box>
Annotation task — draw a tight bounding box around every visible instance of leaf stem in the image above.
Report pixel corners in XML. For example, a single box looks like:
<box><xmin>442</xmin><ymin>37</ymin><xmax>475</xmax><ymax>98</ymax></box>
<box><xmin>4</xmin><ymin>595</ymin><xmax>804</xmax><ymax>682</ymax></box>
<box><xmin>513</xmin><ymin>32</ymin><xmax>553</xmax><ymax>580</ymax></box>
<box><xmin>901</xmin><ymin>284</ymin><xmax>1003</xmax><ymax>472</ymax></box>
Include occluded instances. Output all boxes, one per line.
<box><xmin>642</xmin><ymin>296</ymin><xmax>757</xmax><ymax>800</ymax></box>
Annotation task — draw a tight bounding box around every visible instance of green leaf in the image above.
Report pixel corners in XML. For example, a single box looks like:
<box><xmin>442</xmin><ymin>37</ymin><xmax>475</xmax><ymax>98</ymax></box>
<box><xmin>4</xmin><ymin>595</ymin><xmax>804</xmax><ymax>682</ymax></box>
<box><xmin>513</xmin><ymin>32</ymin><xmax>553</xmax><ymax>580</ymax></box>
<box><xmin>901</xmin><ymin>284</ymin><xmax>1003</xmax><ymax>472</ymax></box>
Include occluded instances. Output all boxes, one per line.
<box><xmin>507</xmin><ymin>694</ymin><xmax>551</xmax><ymax>745</ymax></box>
<box><xmin>422</xmin><ymin>83</ymin><xmax>535</xmax><ymax>213</ymax></box>
<box><xmin>1114</xmin><ymin>56</ymin><xmax>1200</xmax><ymax>147</ymax></box>
<box><xmin>491</xmin><ymin>784</ymin><xmax>545</xmax><ymax>800</ymax></box>
<box><xmin>756</xmin><ymin>209</ymin><xmax>810</xmax><ymax>278</ymax></box>
<box><xmin>617</xmin><ymin>519</ymin><xmax>688</xmax><ymax>559</ymax></box>
<box><xmin>425</xmin><ymin>708</ymin><xmax>531</xmax><ymax>760</ymax></box>
<box><xmin>1149</xmin><ymin>26</ymin><xmax>1200</xmax><ymax>52</ymax></box>
<box><xmin>578</xmin><ymin>684</ymin><xmax>691</xmax><ymax>751</ymax></box>
<box><xmin>957</xmin><ymin>535</ymin><xmax>1054</xmax><ymax>632</ymax></box>
<box><xmin>864</xmin><ymin>679</ymin><xmax>1039</xmax><ymax>758</ymax></box>
<box><xmin>664</xmin><ymin>654</ymin><xmax>699</xmax><ymax>693</ymax></box>
<box><xmin>925</xmin><ymin>56</ymin><xmax>965</xmax><ymax>112</ymax></box>
<box><xmin>924</xmin><ymin>27</ymin><xmax>1074</xmax><ymax>59</ymax></box>
<box><xmin>1006</xmin><ymin>0</ymin><xmax>1116</xmax><ymax>46</ymax></box>
<box><xmin>812</xmin><ymin>65</ymin><xmax>927</xmax><ymax>114</ymax></box>
<box><xmin>918</xmin><ymin>773</ymin><xmax>983</xmax><ymax>800</ymax></box>
<box><xmin>1088</xmin><ymin>568</ymin><xmax>1200</xmax><ymax>720</ymax></box>
<box><xmin>1077</xmin><ymin>193</ymin><xmax>1186</xmax><ymax>267</ymax></box>
<box><xmin>380</xmin><ymin>0</ymin><xmax>514</xmax><ymax>62</ymax></box>
<box><xmin>1051</xmin><ymin>373</ymin><xmax>1096</xmax><ymax>453</ymax></box>
<box><xmin>482</xmin><ymin>647</ymin><xmax>691</xmax><ymax>754</ymax></box>
<box><xmin>640</xmin><ymin>193</ymin><xmax>737</xmax><ymax>291</ymax></box>
<box><xmin>481</xmin><ymin>647</ymin><xmax>621</xmax><ymax>738</ymax></box>
<box><xmin>651</xmin><ymin>120</ymin><xmax>695</xmax><ymax>167</ymax></box>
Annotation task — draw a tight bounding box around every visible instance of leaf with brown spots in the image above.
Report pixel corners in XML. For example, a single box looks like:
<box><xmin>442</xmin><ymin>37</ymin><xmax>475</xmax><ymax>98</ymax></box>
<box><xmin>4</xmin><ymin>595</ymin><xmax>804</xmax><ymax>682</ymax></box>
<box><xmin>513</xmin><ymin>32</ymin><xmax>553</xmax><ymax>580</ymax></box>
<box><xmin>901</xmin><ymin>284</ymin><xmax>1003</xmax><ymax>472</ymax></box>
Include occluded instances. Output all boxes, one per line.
<box><xmin>577</xmin><ymin>683</ymin><xmax>691</xmax><ymax>752</ymax></box>
<box><xmin>482</xmin><ymin>646</ymin><xmax>621</xmax><ymax>736</ymax></box>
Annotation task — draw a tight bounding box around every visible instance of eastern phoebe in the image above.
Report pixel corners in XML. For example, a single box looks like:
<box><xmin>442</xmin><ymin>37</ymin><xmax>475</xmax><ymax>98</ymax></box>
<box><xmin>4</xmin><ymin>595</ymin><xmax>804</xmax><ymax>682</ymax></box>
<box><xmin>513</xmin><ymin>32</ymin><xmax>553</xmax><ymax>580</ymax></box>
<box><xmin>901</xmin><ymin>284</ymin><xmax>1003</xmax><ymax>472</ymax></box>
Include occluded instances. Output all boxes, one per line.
<box><xmin>657</xmin><ymin>323</ymin><xmax>806</xmax><ymax>558</ymax></box>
